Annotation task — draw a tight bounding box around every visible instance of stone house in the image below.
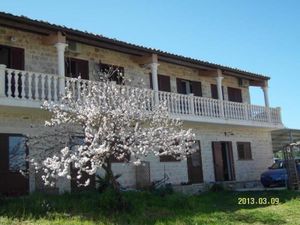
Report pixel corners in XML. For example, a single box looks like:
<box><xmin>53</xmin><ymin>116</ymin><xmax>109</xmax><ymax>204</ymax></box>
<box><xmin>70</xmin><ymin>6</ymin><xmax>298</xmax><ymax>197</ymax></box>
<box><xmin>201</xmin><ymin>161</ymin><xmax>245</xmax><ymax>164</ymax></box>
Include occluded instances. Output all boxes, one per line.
<box><xmin>0</xmin><ymin>12</ymin><xmax>283</xmax><ymax>195</ymax></box>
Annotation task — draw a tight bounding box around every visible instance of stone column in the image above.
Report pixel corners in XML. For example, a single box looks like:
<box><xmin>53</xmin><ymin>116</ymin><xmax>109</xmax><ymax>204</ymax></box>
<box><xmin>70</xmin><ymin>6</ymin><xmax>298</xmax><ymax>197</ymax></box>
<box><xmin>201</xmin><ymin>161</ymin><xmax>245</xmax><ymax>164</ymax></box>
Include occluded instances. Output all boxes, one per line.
<box><xmin>216</xmin><ymin>69</ymin><xmax>224</xmax><ymax>100</ymax></box>
<box><xmin>54</xmin><ymin>42</ymin><xmax>68</xmax><ymax>96</ymax></box>
<box><xmin>0</xmin><ymin>64</ymin><xmax>7</xmax><ymax>97</ymax></box>
<box><xmin>216</xmin><ymin>69</ymin><xmax>224</xmax><ymax>117</ymax></box>
<box><xmin>150</xmin><ymin>62</ymin><xmax>159</xmax><ymax>104</ymax></box>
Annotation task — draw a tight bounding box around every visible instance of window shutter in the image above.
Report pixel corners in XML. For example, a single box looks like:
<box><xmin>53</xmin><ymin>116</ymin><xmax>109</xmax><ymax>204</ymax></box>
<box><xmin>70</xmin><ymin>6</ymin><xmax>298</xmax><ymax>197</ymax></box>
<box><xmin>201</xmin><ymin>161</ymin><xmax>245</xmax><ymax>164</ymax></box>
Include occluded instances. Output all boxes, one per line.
<box><xmin>228</xmin><ymin>87</ymin><xmax>242</xmax><ymax>103</ymax></box>
<box><xmin>149</xmin><ymin>74</ymin><xmax>153</xmax><ymax>89</ymax></box>
<box><xmin>158</xmin><ymin>75</ymin><xmax>170</xmax><ymax>92</ymax></box>
<box><xmin>0</xmin><ymin>46</ymin><xmax>10</xmax><ymax>67</ymax></box>
<box><xmin>176</xmin><ymin>78</ymin><xmax>183</xmax><ymax>94</ymax></box>
<box><xmin>10</xmin><ymin>47</ymin><xmax>24</xmax><ymax>70</ymax></box>
<box><xmin>191</xmin><ymin>81</ymin><xmax>202</xmax><ymax>97</ymax></box>
<box><xmin>211</xmin><ymin>84</ymin><xmax>218</xmax><ymax>99</ymax></box>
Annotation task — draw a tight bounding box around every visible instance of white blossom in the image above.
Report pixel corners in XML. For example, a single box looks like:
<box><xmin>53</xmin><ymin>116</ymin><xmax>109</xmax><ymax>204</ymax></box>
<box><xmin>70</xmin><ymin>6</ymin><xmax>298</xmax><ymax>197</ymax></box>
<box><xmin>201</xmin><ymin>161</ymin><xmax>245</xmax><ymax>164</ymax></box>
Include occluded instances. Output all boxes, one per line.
<box><xmin>28</xmin><ymin>78</ymin><xmax>196</xmax><ymax>187</ymax></box>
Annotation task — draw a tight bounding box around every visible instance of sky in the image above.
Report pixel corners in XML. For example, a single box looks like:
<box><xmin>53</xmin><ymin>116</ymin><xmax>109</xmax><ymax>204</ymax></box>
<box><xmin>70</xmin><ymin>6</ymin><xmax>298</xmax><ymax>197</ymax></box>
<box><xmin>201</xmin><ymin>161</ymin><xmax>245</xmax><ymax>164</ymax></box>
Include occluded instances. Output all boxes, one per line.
<box><xmin>1</xmin><ymin>0</ymin><xmax>300</xmax><ymax>128</ymax></box>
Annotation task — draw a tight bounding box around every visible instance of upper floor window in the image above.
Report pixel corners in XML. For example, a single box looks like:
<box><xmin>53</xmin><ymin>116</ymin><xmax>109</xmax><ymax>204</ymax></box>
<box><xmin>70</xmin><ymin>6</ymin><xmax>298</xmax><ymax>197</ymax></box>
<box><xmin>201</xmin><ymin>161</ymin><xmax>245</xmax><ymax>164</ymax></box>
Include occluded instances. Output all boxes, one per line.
<box><xmin>0</xmin><ymin>45</ymin><xmax>24</xmax><ymax>70</ymax></box>
<box><xmin>65</xmin><ymin>58</ymin><xmax>89</xmax><ymax>80</ymax></box>
<box><xmin>98</xmin><ymin>63</ymin><xmax>124</xmax><ymax>85</ymax></box>
<box><xmin>149</xmin><ymin>74</ymin><xmax>171</xmax><ymax>92</ymax></box>
<box><xmin>237</xmin><ymin>142</ymin><xmax>252</xmax><ymax>160</ymax></box>
<box><xmin>228</xmin><ymin>87</ymin><xmax>243</xmax><ymax>103</ymax></box>
<box><xmin>176</xmin><ymin>78</ymin><xmax>202</xmax><ymax>96</ymax></box>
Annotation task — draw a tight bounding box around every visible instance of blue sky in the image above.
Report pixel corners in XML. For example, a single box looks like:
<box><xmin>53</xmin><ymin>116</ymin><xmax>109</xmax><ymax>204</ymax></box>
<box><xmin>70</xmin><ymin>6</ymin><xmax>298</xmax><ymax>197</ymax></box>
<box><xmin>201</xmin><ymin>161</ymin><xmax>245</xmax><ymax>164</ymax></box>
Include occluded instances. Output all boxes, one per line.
<box><xmin>1</xmin><ymin>0</ymin><xmax>300</xmax><ymax>128</ymax></box>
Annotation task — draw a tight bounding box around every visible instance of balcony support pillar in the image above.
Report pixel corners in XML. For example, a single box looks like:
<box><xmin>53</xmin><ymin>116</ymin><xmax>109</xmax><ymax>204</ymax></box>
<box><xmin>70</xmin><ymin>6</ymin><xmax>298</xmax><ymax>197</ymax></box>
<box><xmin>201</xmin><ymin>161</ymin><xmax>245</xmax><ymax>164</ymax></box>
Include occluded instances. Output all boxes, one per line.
<box><xmin>262</xmin><ymin>85</ymin><xmax>270</xmax><ymax>108</ymax></box>
<box><xmin>0</xmin><ymin>64</ymin><xmax>6</xmax><ymax>97</ymax></box>
<box><xmin>262</xmin><ymin>85</ymin><xmax>271</xmax><ymax>122</ymax></box>
<box><xmin>149</xmin><ymin>62</ymin><xmax>159</xmax><ymax>105</ymax></box>
<box><xmin>216</xmin><ymin>69</ymin><xmax>224</xmax><ymax>118</ymax></box>
<box><xmin>54</xmin><ymin>42</ymin><xmax>68</xmax><ymax>97</ymax></box>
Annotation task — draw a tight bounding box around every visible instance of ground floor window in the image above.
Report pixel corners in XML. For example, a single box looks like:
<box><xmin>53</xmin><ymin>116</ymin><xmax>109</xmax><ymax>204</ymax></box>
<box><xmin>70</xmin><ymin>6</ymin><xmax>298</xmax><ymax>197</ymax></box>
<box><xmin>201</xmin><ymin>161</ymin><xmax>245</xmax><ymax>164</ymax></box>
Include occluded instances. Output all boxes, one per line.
<box><xmin>0</xmin><ymin>134</ymin><xmax>28</xmax><ymax>196</ymax></box>
<box><xmin>237</xmin><ymin>142</ymin><xmax>252</xmax><ymax>160</ymax></box>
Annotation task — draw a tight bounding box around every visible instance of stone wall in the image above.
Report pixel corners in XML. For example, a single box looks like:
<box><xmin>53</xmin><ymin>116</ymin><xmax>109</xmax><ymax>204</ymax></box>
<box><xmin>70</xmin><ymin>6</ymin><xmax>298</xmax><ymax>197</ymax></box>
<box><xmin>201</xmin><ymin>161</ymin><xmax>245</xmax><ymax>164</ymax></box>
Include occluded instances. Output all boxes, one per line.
<box><xmin>0</xmin><ymin>26</ymin><xmax>251</xmax><ymax>104</ymax></box>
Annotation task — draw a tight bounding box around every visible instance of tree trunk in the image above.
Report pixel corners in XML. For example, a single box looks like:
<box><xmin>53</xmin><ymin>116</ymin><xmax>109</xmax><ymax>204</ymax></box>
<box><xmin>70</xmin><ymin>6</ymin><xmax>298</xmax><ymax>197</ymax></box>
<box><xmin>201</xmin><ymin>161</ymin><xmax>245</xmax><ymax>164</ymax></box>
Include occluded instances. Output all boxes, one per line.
<box><xmin>102</xmin><ymin>159</ymin><xmax>127</xmax><ymax>211</ymax></box>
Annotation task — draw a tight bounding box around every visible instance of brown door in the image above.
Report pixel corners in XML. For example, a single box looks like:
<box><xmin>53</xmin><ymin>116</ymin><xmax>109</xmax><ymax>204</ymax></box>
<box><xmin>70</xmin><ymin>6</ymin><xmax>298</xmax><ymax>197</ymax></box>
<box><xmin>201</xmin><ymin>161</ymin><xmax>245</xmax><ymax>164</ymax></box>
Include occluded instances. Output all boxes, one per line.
<box><xmin>0</xmin><ymin>134</ymin><xmax>28</xmax><ymax>196</ymax></box>
<box><xmin>187</xmin><ymin>141</ymin><xmax>203</xmax><ymax>183</ymax></box>
<box><xmin>212</xmin><ymin>141</ymin><xmax>235</xmax><ymax>182</ymax></box>
<box><xmin>227</xmin><ymin>142</ymin><xmax>236</xmax><ymax>180</ymax></box>
<box><xmin>65</xmin><ymin>58</ymin><xmax>89</xmax><ymax>80</ymax></box>
<box><xmin>212</xmin><ymin>142</ymin><xmax>224</xmax><ymax>181</ymax></box>
<box><xmin>228</xmin><ymin>87</ymin><xmax>242</xmax><ymax>102</ymax></box>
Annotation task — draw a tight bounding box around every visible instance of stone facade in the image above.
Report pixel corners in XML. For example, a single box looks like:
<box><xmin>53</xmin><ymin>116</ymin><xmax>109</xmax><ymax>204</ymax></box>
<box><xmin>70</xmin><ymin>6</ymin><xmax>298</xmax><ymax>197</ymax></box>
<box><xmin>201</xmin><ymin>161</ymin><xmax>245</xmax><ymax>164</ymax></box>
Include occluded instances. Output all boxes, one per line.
<box><xmin>0</xmin><ymin>26</ymin><xmax>274</xmax><ymax>193</ymax></box>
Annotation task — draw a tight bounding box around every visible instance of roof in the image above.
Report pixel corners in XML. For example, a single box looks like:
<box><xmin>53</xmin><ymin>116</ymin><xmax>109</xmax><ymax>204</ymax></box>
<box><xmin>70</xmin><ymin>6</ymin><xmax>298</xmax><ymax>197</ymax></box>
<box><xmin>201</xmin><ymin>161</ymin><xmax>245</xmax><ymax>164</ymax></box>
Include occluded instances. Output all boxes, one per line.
<box><xmin>0</xmin><ymin>11</ymin><xmax>269</xmax><ymax>81</ymax></box>
<box><xmin>272</xmin><ymin>129</ymin><xmax>300</xmax><ymax>152</ymax></box>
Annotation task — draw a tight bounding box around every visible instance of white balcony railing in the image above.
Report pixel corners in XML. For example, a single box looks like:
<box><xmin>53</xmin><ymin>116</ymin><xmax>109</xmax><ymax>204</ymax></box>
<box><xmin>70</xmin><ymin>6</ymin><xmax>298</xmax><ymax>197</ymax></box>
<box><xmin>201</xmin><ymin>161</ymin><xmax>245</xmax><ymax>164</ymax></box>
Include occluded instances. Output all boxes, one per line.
<box><xmin>0</xmin><ymin>68</ymin><xmax>283</xmax><ymax>127</ymax></box>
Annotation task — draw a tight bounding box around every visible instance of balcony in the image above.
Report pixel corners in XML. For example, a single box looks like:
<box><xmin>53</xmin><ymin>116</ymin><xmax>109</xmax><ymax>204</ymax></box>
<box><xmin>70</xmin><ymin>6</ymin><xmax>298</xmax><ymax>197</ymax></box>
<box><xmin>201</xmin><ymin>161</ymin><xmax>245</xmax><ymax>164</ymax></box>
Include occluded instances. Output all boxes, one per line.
<box><xmin>0</xmin><ymin>67</ymin><xmax>283</xmax><ymax>128</ymax></box>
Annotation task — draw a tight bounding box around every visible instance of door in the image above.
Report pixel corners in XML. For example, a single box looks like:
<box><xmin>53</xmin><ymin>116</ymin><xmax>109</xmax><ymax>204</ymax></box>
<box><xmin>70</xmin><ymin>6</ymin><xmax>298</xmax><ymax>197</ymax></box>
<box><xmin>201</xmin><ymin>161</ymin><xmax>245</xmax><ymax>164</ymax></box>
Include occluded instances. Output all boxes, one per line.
<box><xmin>212</xmin><ymin>141</ymin><xmax>235</xmax><ymax>182</ymax></box>
<box><xmin>212</xmin><ymin>142</ymin><xmax>224</xmax><ymax>181</ymax></box>
<box><xmin>187</xmin><ymin>141</ymin><xmax>203</xmax><ymax>183</ymax></box>
<box><xmin>65</xmin><ymin>58</ymin><xmax>89</xmax><ymax>80</ymax></box>
<box><xmin>0</xmin><ymin>134</ymin><xmax>28</xmax><ymax>196</ymax></box>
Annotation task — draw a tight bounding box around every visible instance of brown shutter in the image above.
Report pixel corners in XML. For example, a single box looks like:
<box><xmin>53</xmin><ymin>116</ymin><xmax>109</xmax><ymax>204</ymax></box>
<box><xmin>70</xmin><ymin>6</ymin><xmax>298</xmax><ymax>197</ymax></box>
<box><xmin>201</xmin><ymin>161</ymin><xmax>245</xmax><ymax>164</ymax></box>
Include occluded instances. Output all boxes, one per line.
<box><xmin>158</xmin><ymin>74</ymin><xmax>170</xmax><ymax>92</ymax></box>
<box><xmin>187</xmin><ymin>140</ymin><xmax>203</xmax><ymax>183</ymax></box>
<box><xmin>191</xmin><ymin>81</ymin><xmax>202</xmax><ymax>97</ymax></box>
<box><xmin>176</xmin><ymin>78</ymin><xmax>183</xmax><ymax>94</ymax></box>
<box><xmin>212</xmin><ymin>142</ymin><xmax>224</xmax><ymax>181</ymax></box>
<box><xmin>211</xmin><ymin>84</ymin><xmax>218</xmax><ymax>99</ymax></box>
<box><xmin>244</xmin><ymin>142</ymin><xmax>252</xmax><ymax>159</ymax></box>
<box><xmin>149</xmin><ymin>74</ymin><xmax>153</xmax><ymax>89</ymax></box>
<box><xmin>228</xmin><ymin>87</ymin><xmax>242</xmax><ymax>102</ymax></box>
<box><xmin>10</xmin><ymin>47</ymin><xmax>24</xmax><ymax>70</ymax></box>
<box><xmin>0</xmin><ymin>134</ymin><xmax>9</xmax><ymax>171</ymax></box>
<box><xmin>227</xmin><ymin>142</ymin><xmax>236</xmax><ymax>180</ymax></box>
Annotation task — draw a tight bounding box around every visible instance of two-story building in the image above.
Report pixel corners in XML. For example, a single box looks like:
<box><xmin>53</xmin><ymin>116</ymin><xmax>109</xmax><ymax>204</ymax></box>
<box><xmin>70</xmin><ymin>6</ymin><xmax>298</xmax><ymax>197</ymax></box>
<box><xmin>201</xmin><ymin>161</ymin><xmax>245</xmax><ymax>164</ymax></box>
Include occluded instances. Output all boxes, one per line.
<box><xmin>0</xmin><ymin>12</ymin><xmax>283</xmax><ymax>195</ymax></box>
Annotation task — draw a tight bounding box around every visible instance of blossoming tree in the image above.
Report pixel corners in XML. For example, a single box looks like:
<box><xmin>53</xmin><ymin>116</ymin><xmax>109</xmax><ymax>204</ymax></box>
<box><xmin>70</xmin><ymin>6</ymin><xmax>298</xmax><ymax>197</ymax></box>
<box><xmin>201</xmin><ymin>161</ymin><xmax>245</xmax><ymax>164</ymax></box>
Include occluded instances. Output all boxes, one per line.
<box><xmin>28</xmin><ymin>77</ymin><xmax>195</xmax><ymax>192</ymax></box>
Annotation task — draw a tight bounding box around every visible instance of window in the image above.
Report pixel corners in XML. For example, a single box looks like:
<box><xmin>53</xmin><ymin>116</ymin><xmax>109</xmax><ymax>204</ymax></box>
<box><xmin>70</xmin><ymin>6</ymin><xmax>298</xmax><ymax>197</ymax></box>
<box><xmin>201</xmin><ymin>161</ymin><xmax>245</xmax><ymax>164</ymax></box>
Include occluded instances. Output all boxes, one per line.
<box><xmin>0</xmin><ymin>134</ymin><xmax>27</xmax><ymax>172</ymax></box>
<box><xmin>0</xmin><ymin>45</ymin><xmax>24</xmax><ymax>70</ymax></box>
<box><xmin>98</xmin><ymin>63</ymin><xmax>124</xmax><ymax>85</ymax></box>
<box><xmin>237</xmin><ymin>142</ymin><xmax>252</xmax><ymax>160</ymax></box>
<box><xmin>65</xmin><ymin>58</ymin><xmax>89</xmax><ymax>80</ymax></box>
<box><xmin>9</xmin><ymin>136</ymin><xmax>27</xmax><ymax>172</ymax></box>
<box><xmin>177</xmin><ymin>78</ymin><xmax>202</xmax><ymax>96</ymax></box>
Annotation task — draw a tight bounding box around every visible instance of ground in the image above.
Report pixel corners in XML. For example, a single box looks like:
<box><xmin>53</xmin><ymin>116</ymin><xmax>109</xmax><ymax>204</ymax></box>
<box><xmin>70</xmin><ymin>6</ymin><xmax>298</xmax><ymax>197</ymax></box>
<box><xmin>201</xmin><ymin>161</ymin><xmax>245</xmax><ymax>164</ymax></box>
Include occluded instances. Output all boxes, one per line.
<box><xmin>0</xmin><ymin>190</ymin><xmax>299</xmax><ymax>225</ymax></box>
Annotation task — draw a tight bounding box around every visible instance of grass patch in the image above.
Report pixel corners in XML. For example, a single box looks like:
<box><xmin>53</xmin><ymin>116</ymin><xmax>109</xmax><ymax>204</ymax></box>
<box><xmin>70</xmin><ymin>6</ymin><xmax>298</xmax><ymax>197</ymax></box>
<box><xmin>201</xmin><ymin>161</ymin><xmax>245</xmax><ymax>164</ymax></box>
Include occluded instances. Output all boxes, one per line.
<box><xmin>0</xmin><ymin>190</ymin><xmax>299</xmax><ymax>225</ymax></box>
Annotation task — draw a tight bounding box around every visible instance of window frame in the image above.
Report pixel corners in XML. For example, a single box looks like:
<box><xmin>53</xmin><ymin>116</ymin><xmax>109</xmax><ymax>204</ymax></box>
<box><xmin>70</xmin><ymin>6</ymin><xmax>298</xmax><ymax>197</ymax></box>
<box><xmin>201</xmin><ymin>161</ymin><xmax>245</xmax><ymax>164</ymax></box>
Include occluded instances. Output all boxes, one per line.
<box><xmin>237</xmin><ymin>142</ymin><xmax>252</xmax><ymax>160</ymax></box>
